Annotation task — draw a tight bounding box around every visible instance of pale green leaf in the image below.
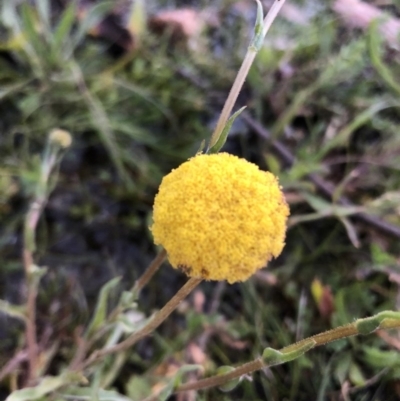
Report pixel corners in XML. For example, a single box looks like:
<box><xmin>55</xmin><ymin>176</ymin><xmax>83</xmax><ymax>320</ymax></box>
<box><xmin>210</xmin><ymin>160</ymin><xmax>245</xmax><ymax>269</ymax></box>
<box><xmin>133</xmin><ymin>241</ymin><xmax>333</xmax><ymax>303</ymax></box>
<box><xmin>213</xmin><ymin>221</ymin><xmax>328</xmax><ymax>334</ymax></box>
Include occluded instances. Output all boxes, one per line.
<box><xmin>208</xmin><ymin>106</ymin><xmax>246</xmax><ymax>154</ymax></box>
<box><xmin>85</xmin><ymin>277</ymin><xmax>121</xmax><ymax>338</ymax></box>
<box><xmin>0</xmin><ymin>300</ymin><xmax>26</xmax><ymax>321</ymax></box>
<box><xmin>6</xmin><ymin>373</ymin><xmax>87</xmax><ymax>401</ymax></box>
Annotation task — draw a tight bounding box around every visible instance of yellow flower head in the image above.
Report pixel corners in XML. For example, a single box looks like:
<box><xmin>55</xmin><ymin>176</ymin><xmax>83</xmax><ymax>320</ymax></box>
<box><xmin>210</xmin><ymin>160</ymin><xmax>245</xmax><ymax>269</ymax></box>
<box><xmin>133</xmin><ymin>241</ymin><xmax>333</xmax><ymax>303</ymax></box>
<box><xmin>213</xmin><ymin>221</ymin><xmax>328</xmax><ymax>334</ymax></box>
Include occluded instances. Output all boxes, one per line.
<box><xmin>49</xmin><ymin>129</ymin><xmax>72</xmax><ymax>148</ymax></box>
<box><xmin>151</xmin><ymin>153</ymin><xmax>289</xmax><ymax>283</ymax></box>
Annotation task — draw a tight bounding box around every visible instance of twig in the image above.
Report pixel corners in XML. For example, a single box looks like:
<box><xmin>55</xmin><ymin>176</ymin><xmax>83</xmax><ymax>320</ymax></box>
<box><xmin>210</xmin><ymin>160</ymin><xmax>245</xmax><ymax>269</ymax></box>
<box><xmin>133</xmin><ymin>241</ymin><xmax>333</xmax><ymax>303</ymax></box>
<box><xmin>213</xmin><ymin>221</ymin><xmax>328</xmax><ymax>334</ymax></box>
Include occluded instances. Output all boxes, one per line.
<box><xmin>242</xmin><ymin>113</ymin><xmax>400</xmax><ymax>239</ymax></box>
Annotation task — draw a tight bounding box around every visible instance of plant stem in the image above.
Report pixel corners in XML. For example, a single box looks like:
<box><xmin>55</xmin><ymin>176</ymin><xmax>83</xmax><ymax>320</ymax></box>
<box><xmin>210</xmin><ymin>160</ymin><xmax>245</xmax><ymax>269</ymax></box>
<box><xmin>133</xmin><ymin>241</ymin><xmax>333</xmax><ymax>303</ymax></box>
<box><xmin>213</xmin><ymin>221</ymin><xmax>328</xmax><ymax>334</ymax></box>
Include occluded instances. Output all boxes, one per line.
<box><xmin>176</xmin><ymin>359</ymin><xmax>264</xmax><ymax>393</ymax></box>
<box><xmin>81</xmin><ymin>277</ymin><xmax>202</xmax><ymax>370</ymax></box>
<box><xmin>174</xmin><ymin>313</ymin><xmax>400</xmax><ymax>393</ymax></box>
<box><xmin>208</xmin><ymin>0</ymin><xmax>286</xmax><ymax>149</ymax></box>
<box><xmin>134</xmin><ymin>249</ymin><xmax>167</xmax><ymax>293</ymax></box>
<box><xmin>23</xmin><ymin>252</ymin><xmax>39</xmax><ymax>385</ymax></box>
<box><xmin>208</xmin><ymin>48</ymin><xmax>257</xmax><ymax>149</ymax></box>
<box><xmin>23</xmin><ymin>157</ymin><xmax>57</xmax><ymax>385</ymax></box>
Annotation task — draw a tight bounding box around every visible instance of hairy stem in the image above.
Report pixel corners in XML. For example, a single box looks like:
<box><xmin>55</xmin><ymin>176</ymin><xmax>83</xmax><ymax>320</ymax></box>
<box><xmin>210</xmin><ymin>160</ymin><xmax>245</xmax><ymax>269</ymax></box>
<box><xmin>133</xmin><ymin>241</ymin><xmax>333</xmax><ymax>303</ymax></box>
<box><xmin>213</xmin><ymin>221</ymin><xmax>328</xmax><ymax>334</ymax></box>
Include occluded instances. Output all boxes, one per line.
<box><xmin>175</xmin><ymin>313</ymin><xmax>400</xmax><ymax>393</ymax></box>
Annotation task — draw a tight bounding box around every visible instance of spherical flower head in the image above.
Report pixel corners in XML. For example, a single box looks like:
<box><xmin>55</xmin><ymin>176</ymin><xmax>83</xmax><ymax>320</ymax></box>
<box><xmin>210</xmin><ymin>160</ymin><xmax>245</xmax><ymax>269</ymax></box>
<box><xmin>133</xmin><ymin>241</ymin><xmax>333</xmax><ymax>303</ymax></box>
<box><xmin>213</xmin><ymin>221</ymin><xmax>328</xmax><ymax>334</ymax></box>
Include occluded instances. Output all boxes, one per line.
<box><xmin>49</xmin><ymin>129</ymin><xmax>72</xmax><ymax>149</ymax></box>
<box><xmin>151</xmin><ymin>153</ymin><xmax>289</xmax><ymax>283</ymax></box>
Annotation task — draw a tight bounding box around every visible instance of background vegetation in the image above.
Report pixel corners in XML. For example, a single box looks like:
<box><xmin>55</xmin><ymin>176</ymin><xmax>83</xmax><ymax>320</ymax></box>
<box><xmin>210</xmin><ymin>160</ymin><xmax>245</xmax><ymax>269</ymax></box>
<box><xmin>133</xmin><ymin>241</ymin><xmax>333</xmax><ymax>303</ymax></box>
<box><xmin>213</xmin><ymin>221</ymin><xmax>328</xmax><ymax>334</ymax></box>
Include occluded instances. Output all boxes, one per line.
<box><xmin>1</xmin><ymin>0</ymin><xmax>400</xmax><ymax>400</ymax></box>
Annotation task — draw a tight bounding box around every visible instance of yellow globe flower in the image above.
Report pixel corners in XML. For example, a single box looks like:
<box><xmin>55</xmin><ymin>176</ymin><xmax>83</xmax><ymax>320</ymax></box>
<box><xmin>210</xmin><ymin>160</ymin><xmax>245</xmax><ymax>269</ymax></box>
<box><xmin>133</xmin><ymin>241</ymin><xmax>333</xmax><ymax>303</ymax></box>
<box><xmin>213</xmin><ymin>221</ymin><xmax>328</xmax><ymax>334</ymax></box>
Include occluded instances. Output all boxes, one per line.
<box><xmin>49</xmin><ymin>128</ymin><xmax>72</xmax><ymax>148</ymax></box>
<box><xmin>151</xmin><ymin>153</ymin><xmax>289</xmax><ymax>283</ymax></box>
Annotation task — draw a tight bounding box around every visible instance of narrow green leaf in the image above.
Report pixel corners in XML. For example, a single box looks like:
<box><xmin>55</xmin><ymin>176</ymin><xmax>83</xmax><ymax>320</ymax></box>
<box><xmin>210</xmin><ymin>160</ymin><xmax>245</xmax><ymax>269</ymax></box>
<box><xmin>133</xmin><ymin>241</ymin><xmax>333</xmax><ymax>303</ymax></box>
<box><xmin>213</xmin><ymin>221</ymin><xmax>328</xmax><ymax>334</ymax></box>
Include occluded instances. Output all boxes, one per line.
<box><xmin>348</xmin><ymin>362</ymin><xmax>366</xmax><ymax>386</ymax></box>
<box><xmin>301</xmin><ymin>192</ymin><xmax>364</xmax><ymax>217</ymax></box>
<box><xmin>125</xmin><ymin>376</ymin><xmax>152</xmax><ymax>400</ymax></box>
<box><xmin>356</xmin><ymin>311</ymin><xmax>400</xmax><ymax>335</ymax></box>
<box><xmin>196</xmin><ymin>139</ymin><xmax>206</xmax><ymax>155</ymax></box>
<box><xmin>317</xmin><ymin>99</ymin><xmax>392</xmax><ymax>158</ymax></box>
<box><xmin>263</xmin><ymin>340</ymin><xmax>316</xmax><ymax>366</ymax></box>
<box><xmin>375</xmin><ymin>310</ymin><xmax>400</xmax><ymax>321</ymax></box>
<box><xmin>262</xmin><ymin>347</ymin><xmax>283</xmax><ymax>366</ymax></box>
<box><xmin>0</xmin><ymin>81</ymin><xmax>30</xmax><ymax>101</ymax></box>
<box><xmin>53</xmin><ymin>1</ymin><xmax>76</xmax><ymax>50</ymax></box>
<box><xmin>71</xmin><ymin>2</ymin><xmax>115</xmax><ymax>51</ymax></box>
<box><xmin>156</xmin><ymin>365</ymin><xmax>203</xmax><ymax>401</ymax></box>
<box><xmin>157</xmin><ymin>381</ymin><xmax>174</xmax><ymax>401</ymax></box>
<box><xmin>362</xmin><ymin>346</ymin><xmax>400</xmax><ymax>369</ymax></box>
<box><xmin>270</xmin><ymin>84</ymin><xmax>318</xmax><ymax>139</ymax></box>
<box><xmin>356</xmin><ymin>316</ymin><xmax>381</xmax><ymax>335</ymax></box>
<box><xmin>20</xmin><ymin>3</ymin><xmax>45</xmax><ymax>57</ymax></box>
<box><xmin>208</xmin><ymin>106</ymin><xmax>246</xmax><ymax>154</ymax></box>
<box><xmin>338</xmin><ymin>216</ymin><xmax>360</xmax><ymax>248</ymax></box>
<box><xmin>20</xmin><ymin>3</ymin><xmax>38</xmax><ymax>39</ymax></box>
<box><xmin>250</xmin><ymin>0</ymin><xmax>264</xmax><ymax>51</ymax></box>
<box><xmin>36</xmin><ymin>0</ymin><xmax>51</xmax><ymax>31</ymax></box>
<box><xmin>370</xmin><ymin>243</ymin><xmax>397</xmax><ymax>266</ymax></box>
<box><xmin>70</xmin><ymin>64</ymin><xmax>129</xmax><ymax>183</ymax></box>
<box><xmin>172</xmin><ymin>365</ymin><xmax>203</xmax><ymax>387</ymax></box>
<box><xmin>216</xmin><ymin>366</ymin><xmax>240</xmax><ymax>392</ymax></box>
<box><xmin>0</xmin><ymin>300</ymin><xmax>27</xmax><ymax>321</ymax></box>
<box><xmin>368</xmin><ymin>20</ymin><xmax>400</xmax><ymax>97</ymax></box>
<box><xmin>85</xmin><ymin>276</ymin><xmax>121</xmax><ymax>338</ymax></box>
<box><xmin>334</xmin><ymin>353</ymin><xmax>352</xmax><ymax>384</ymax></box>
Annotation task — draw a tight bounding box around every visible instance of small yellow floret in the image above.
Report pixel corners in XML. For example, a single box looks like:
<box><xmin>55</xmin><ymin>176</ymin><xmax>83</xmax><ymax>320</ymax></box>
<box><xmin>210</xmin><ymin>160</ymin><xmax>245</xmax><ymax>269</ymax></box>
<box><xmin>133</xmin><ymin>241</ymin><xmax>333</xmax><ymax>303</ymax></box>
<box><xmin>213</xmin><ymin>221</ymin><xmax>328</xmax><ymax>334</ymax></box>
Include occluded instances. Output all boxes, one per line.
<box><xmin>151</xmin><ymin>153</ymin><xmax>289</xmax><ymax>283</ymax></box>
